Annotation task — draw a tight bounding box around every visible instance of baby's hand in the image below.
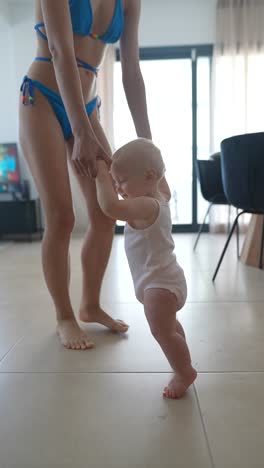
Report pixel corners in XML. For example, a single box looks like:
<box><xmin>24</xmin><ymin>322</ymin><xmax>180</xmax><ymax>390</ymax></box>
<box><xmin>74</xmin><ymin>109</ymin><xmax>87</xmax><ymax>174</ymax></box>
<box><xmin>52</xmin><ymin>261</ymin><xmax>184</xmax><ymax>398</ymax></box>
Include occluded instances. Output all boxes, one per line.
<box><xmin>96</xmin><ymin>143</ymin><xmax>112</xmax><ymax>168</ymax></box>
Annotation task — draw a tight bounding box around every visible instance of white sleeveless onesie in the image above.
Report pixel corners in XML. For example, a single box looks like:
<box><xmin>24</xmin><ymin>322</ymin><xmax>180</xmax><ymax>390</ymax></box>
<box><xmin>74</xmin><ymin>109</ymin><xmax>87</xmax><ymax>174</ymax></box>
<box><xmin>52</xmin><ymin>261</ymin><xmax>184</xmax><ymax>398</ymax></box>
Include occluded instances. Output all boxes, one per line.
<box><xmin>124</xmin><ymin>200</ymin><xmax>187</xmax><ymax>307</ymax></box>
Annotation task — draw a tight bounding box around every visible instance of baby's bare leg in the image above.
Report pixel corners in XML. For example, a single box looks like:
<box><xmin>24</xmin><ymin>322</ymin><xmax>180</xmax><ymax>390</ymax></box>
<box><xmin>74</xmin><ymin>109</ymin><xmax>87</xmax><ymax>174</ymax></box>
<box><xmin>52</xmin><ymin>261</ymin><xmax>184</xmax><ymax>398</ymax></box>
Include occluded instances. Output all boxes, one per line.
<box><xmin>175</xmin><ymin>319</ymin><xmax>186</xmax><ymax>340</ymax></box>
<box><xmin>144</xmin><ymin>288</ymin><xmax>197</xmax><ymax>399</ymax></box>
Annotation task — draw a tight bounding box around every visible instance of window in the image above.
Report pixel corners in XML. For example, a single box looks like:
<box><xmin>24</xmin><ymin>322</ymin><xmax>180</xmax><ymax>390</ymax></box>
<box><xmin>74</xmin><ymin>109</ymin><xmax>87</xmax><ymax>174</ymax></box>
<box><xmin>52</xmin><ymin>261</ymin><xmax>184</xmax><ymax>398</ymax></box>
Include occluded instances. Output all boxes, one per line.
<box><xmin>114</xmin><ymin>46</ymin><xmax>213</xmax><ymax>231</ymax></box>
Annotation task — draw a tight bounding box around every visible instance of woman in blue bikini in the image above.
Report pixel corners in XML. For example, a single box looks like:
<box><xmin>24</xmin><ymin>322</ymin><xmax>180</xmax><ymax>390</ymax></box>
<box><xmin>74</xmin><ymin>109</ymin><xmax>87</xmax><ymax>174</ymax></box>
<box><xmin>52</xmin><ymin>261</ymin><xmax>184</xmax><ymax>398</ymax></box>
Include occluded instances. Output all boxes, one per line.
<box><xmin>19</xmin><ymin>0</ymin><xmax>152</xmax><ymax>349</ymax></box>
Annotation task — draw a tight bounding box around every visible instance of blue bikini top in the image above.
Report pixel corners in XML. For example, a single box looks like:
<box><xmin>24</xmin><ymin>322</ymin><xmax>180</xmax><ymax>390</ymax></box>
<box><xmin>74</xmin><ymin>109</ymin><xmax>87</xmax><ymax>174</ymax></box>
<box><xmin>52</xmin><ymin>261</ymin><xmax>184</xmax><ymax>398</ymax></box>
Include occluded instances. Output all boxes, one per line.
<box><xmin>35</xmin><ymin>0</ymin><xmax>124</xmax><ymax>44</ymax></box>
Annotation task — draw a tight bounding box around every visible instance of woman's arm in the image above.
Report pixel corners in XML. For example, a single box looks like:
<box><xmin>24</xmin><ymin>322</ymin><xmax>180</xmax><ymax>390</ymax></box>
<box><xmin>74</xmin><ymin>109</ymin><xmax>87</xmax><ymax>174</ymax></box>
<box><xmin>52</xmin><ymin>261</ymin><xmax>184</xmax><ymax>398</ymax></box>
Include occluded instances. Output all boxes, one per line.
<box><xmin>95</xmin><ymin>161</ymin><xmax>157</xmax><ymax>221</ymax></box>
<box><xmin>119</xmin><ymin>0</ymin><xmax>152</xmax><ymax>140</ymax></box>
<box><xmin>120</xmin><ymin>0</ymin><xmax>171</xmax><ymax>194</ymax></box>
<box><xmin>40</xmin><ymin>1</ymin><xmax>110</xmax><ymax>176</ymax></box>
<box><xmin>120</xmin><ymin>0</ymin><xmax>170</xmax><ymax>196</ymax></box>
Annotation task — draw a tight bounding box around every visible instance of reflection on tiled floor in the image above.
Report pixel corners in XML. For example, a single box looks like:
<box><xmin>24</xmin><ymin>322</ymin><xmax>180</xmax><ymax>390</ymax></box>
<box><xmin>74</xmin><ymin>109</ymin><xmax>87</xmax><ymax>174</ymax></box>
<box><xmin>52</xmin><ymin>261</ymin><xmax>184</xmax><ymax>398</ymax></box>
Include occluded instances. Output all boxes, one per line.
<box><xmin>0</xmin><ymin>233</ymin><xmax>264</xmax><ymax>467</ymax></box>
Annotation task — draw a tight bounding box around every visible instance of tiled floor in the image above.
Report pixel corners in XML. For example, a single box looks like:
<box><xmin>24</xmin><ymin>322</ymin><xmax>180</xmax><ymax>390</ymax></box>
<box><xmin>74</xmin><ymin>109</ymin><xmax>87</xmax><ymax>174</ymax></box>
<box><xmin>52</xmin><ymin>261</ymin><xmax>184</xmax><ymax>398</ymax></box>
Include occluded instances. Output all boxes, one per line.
<box><xmin>1</xmin><ymin>233</ymin><xmax>264</xmax><ymax>467</ymax></box>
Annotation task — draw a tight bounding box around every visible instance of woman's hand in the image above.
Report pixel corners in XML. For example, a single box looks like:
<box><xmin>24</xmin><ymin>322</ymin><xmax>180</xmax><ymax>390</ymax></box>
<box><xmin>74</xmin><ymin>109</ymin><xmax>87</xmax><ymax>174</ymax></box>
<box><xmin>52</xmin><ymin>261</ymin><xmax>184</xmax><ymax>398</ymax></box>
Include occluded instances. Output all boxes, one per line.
<box><xmin>72</xmin><ymin>127</ymin><xmax>111</xmax><ymax>178</ymax></box>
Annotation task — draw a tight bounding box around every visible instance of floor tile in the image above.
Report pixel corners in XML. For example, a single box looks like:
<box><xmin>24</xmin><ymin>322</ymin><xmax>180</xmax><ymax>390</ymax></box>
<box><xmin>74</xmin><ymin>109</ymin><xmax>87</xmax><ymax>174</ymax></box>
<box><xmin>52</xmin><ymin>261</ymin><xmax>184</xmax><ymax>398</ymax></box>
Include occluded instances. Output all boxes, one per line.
<box><xmin>2</xmin><ymin>299</ymin><xmax>264</xmax><ymax>374</ymax></box>
<box><xmin>2</xmin><ymin>233</ymin><xmax>264</xmax><ymax>467</ymax></box>
<box><xmin>180</xmin><ymin>301</ymin><xmax>264</xmax><ymax>372</ymax></box>
<box><xmin>196</xmin><ymin>373</ymin><xmax>264</xmax><ymax>468</ymax></box>
<box><xmin>0</xmin><ymin>373</ymin><xmax>211</xmax><ymax>468</ymax></box>
<box><xmin>0</xmin><ymin>303</ymin><xmax>170</xmax><ymax>373</ymax></box>
<box><xmin>0</xmin><ymin>312</ymin><xmax>33</xmax><ymax>362</ymax></box>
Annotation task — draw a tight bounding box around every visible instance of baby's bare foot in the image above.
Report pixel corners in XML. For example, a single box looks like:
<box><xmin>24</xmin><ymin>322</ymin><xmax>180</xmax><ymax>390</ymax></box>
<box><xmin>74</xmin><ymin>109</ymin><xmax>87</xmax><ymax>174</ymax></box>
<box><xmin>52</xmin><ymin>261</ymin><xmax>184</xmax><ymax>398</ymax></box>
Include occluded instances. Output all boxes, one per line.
<box><xmin>79</xmin><ymin>305</ymin><xmax>129</xmax><ymax>333</ymax></box>
<box><xmin>163</xmin><ymin>367</ymin><xmax>197</xmax><ymax>399</ymax></box>
<box><xmin>56</xmin><ymin>320</ymin><xmax>94</xmax><ymax>350</ymax></box>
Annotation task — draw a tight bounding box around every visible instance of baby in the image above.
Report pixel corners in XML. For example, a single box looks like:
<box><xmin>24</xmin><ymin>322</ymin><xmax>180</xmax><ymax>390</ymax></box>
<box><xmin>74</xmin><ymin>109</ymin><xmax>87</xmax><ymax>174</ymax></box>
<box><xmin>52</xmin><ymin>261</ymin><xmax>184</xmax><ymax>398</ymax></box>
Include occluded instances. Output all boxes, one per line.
<box><xmin>95</xmin><ymin>138</ymin><xmax>197</xmax><ymax>399</ymax></box>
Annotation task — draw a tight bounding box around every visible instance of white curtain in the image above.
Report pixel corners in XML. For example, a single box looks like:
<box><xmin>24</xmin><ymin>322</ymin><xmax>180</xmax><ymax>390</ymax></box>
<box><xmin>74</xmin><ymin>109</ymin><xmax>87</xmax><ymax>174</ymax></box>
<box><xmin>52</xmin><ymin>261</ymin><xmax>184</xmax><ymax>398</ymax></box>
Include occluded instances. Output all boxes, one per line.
<box><xmin>210</xmin><ymin>0</ymin><xmax>264</xmax><ymax>232</ymax></box>
<box><xmin>71</xmin><ymin>45</ymin><xmax>116</xmax><ymax>233</ymax></box>
<box><xmin>212</xmin><ymin>0</ymin><xmax>264</xmax><ymax>150</ymax></box>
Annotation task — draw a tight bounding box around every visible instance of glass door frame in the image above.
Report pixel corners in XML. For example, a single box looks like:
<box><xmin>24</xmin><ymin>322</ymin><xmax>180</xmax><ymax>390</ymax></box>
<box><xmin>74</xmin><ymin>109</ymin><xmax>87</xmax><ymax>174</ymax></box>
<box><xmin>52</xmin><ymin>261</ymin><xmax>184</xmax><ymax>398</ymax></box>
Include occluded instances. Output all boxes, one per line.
<box><xmin>115</xmin><ymin>44</ymin><xmax>213</xmax><ymax>234</ymax></box>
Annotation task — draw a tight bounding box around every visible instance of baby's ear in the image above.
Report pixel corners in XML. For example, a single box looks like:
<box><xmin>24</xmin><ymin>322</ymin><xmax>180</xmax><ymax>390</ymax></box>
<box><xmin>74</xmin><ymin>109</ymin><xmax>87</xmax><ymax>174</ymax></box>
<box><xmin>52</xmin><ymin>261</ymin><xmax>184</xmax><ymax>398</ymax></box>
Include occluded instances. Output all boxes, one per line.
<box><xmin>145</xmin><ymin>169</ymin><xmax>157</xmax><ymax>180</ymax></box>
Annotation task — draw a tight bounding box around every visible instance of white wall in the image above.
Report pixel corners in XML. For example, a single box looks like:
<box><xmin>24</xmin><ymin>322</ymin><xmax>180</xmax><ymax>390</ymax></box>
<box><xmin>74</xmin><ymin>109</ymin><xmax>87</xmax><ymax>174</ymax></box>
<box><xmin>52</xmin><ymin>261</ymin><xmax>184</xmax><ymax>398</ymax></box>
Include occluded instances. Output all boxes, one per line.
<box><xmin>0</xmin><ymin>0</ymin><xmax>216</xmax><ymax>228</ymax></box>
<box><xmin>140</xmin><ymin>0</ymin><xmax>216</xmax><ymax>47</ymax></box>
<box><xmin>0</xmin><ymin>0</ymin><xmax>37</xmax><ymax>197</ymax></box>
<box><xmin>0</xmin><ymin>0</ymin><xmax>17</xmax><ymax>142</ymax></box>
<box><xmin>9</xmin><ymin>2</ymin><xmax>38</xmax><ymax>197</ymax></box>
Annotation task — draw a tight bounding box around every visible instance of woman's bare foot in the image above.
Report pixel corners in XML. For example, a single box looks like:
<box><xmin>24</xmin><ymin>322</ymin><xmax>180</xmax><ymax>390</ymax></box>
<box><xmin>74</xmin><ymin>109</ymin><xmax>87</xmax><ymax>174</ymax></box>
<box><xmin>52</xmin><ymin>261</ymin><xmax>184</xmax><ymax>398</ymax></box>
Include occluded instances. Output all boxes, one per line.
<box><xmin>163</xmin><ymin>367</ymin><xmax>197</xmax><ymax>399</ymax></box>
<box><xmin>79</xmin><ymin>305</ymin><xmax>129</xmax><ymax>333</ymax></box>
<box><xmin>56</xmin><ymin>320</ymin><xmax>94</xmax><ymax>350</ymax></box>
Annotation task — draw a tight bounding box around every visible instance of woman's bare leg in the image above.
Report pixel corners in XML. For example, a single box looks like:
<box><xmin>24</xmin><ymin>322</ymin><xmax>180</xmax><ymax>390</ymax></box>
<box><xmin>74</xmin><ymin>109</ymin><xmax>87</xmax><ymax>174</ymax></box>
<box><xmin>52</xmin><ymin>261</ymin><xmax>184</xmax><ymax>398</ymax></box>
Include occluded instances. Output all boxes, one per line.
<box><xmin>19</xmin><ymin>89</ymin><xmax>93</xmax><ymax>349</ymax></box>
<box><xmin>66</xmin><ymin>110</ymin><xmax>128</xmax><ymax>333</ymax></box>
<box><xmin>144</xmin><ymin>288</ymin><xmax>197</xmax><ymax>399</ymax></box>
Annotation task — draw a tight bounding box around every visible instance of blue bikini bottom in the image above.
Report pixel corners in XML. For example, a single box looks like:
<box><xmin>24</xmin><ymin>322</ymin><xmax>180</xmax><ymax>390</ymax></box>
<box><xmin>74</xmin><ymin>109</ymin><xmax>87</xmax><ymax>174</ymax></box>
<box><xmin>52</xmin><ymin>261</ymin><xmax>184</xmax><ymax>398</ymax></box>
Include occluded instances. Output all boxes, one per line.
<box><xmin>20</xmin><ymin>76</ymin><xmax>99</xmax><ymax>140</ymax></box>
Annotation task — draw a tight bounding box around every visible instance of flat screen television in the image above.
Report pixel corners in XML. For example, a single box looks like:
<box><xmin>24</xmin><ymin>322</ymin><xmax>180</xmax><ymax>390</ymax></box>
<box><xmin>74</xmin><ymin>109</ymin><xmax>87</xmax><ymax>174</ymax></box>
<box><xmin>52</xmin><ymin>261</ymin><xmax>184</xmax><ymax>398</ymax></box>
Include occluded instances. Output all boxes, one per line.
<box><xmin>0</xmin><ymin>143</ymin><xmax>21</xmax><ymax>193</ymax></box>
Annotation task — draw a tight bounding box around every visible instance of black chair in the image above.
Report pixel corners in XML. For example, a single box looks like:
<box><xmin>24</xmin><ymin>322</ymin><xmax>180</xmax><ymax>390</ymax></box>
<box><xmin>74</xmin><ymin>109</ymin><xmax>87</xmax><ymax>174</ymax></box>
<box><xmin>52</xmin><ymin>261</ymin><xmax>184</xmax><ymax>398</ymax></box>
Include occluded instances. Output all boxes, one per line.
<box><xmin>194</xmin><ymin>158</ymin><xmax>233</xmax><ymax>251</ymax></box>
<box><xmin>212</xmin><ymin>132</ymin><xmax>264</xmax><ymax>281</ymax></box>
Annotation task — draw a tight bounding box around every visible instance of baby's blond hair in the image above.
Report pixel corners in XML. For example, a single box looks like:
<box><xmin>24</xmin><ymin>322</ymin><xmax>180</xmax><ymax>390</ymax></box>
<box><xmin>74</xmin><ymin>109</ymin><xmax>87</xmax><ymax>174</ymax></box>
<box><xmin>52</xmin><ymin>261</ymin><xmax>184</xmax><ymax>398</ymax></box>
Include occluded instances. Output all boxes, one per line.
<box><xmin>112</xmin><ymin>138</ymin><xmax>165</xmax><ymax>180</ymax></box>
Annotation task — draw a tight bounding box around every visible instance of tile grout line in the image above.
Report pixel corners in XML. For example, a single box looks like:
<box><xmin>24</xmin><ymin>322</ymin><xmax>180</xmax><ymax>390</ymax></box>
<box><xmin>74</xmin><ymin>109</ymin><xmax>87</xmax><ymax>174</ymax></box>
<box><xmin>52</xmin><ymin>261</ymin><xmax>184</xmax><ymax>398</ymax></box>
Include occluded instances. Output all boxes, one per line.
<box><xmin>0</xmin><ymin>241</ymin><xmax>13</xmax><ymax>256</ymax></box>
<box><xmin>1</xmin><ymin>370</ymin><xmax>264</xmax><ymax>374</ymax></box>
<box><xmin>0</xmin><ymin>332</ymin><xmax>30</xmax><ymax>365</ymax></box>
<box><xmin>100</xmin><ymin>300</ymin><xmax>264</xmax><ymax>305</ymax></box>
<box><xmin>0</xmin><ymin>369</ymin><xmax>264</xmax><ymax>376</ymax></box>
<box><xmin>193</xmin><ymin>383</ymin><xmax>216</xmax><ymax>468</ymax></box>
<box><xmin>187</xmin><ymin>300</ymin><xmax>264</xmax><ymax>305</ymax></box>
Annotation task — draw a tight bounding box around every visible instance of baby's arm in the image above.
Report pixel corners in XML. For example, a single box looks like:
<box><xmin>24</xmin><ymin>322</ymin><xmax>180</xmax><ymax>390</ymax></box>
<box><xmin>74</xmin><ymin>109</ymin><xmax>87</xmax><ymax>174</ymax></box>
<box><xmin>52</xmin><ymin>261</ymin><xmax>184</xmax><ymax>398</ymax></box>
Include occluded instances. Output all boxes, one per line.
<box><xmin>96</xmin><ymin>161</ymin><xmax>157</xmax><ymax>222</ymax></box>
<box><xmin>159</xmin><ymin>177</ymin><xmax>171</xmax><ymax>201</ymax></box>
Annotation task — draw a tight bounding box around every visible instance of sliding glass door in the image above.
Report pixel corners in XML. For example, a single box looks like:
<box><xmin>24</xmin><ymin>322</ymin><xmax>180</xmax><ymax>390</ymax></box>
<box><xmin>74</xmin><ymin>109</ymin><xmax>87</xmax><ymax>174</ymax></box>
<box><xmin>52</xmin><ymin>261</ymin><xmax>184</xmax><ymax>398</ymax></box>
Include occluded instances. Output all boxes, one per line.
<box><xmin>113</xmin><ymin>46</ymin><xmax>213</xmax><ymax>232</ymax></box>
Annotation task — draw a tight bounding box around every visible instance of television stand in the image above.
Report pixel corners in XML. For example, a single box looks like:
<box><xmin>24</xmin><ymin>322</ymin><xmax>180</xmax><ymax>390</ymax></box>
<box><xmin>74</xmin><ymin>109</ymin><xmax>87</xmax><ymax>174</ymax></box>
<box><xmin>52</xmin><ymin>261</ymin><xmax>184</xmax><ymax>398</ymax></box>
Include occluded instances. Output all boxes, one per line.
<box><xmin>0</xmin><ymin>198</ymin><xmax>43</xmax><ymax>241</ymax></box>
